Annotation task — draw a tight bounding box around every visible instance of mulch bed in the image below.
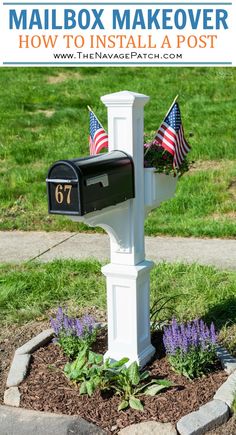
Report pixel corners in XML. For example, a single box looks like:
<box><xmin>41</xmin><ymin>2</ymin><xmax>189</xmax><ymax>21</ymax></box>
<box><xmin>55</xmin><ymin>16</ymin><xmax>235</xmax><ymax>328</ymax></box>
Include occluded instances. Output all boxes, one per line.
<box><xmin>19</xmin><ymin>330</ymin><xmax>227</xmax><ymax>434</ymax></box>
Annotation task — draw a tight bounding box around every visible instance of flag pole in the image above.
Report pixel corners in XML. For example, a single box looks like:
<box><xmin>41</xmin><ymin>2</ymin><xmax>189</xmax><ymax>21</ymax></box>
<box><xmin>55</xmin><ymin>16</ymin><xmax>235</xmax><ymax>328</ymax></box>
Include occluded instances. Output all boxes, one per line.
<box><xmin>144</xmin><ymin>95</ymin><xmax>179</xmax><ymax>157</ymax></box>
<box><xmin>164</xmin><ymin>94</ymin><xmax>179</xmax><ymax>119</ymax></box>
<box><xmin>87</xmin><ymin>105</ymin><xmax>107</xmax><ymax>132</ymax></box>
<box><xmin>156</xmin><ymin>94</ymin><xmax>179</xmax><ymax>134</ymax></box>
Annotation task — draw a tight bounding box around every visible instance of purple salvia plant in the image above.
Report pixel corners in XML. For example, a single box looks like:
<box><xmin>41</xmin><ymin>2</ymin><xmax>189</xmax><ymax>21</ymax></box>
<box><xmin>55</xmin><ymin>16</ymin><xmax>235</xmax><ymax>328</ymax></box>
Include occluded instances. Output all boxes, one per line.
<box><xmin>50</xmin><ymin>307</ymin><xmax>96</xmax><ymax>340</ymax></box>
<box><xmin>163</xmin><ymin>318</ymin><xmax>218</xmax><ymax>379</ymax></box>
<box><xmin>163</xmin><ymin>318</ymin><xmax>217</xmax><ymax>356</ymax></box>
<box><xmin>50</xmin><ymin>307</ymin><xmax>97</xmax><ymax>358</ymax></box>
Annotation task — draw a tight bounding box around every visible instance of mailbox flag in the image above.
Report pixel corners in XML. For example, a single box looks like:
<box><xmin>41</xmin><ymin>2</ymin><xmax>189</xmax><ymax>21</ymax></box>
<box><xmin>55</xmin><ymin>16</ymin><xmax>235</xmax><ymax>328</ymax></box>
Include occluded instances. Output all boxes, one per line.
<box><xmin>89</xmin><ymin>110</ymin><xmax>109</xmax><ymax>155</ymax></box>
<box><xmin>155</xmin><ymin>102</ymin><xmax>190</xmax><ymax>169</ymax></box>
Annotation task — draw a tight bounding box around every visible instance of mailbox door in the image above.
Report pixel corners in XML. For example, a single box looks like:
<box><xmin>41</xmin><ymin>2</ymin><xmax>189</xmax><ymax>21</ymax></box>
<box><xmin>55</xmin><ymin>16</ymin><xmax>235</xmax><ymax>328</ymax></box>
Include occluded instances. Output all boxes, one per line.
<box><xmin>47</xmin><ymin>162</ymin><xmax>82</xmax><ymax>215</ymax></box>
<box><xmin>47</xmin><ymin>181</ymin><xmax>80</xmax><ymax>215</ymax></box>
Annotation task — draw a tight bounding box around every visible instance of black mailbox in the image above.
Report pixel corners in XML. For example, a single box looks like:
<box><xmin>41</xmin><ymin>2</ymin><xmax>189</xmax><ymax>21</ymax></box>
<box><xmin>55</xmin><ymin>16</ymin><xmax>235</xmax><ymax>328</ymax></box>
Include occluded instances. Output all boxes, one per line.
<box><xmin>46</xmin><ymin>151</ymin><xmax>135</xmax><ymax>216</ymax></box>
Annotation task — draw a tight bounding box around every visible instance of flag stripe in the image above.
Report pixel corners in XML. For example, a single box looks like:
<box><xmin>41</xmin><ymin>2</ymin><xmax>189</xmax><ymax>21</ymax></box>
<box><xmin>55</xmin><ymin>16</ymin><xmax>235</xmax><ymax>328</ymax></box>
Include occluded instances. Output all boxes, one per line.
<box><xmin>156</xmin><ymin>134</ymin><xmax>175</xmax><ymax>154</ymax></box>
<box><xmin>95</xmin><ymin>137</ymin><xmax>109</xmax><ymax>151</ymax></box>
<box><xmin>89</xmin><ymin>111</ymin><xmax>108</xmax><ymax>155</ymax></box>
<box><xmin>176</xmin><ymin>133</ymin><xmax>185</xmax><ymax>167</ymax></box>
<box><xmin>159</xmin><ymin>127</ymin><xmax>176</xmax><ymax>147</ymax></box>
<box><xmin>162</xmin><ymin>122</ymin><xmax>177</xmax><ymax>139</ymax></box>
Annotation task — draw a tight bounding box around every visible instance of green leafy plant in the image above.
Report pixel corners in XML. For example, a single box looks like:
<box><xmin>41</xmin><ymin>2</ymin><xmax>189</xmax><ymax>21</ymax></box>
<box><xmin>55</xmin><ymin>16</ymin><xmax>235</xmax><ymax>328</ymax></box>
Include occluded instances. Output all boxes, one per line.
<box><xmin>144</xmin><ymin>133</ymin><xmax>192</xmax><ymax>177</ymax></box>
<box><xmin>163</xmin><ymin>318</ymin><xmax>217</xmax><ymax>379</ymax></box>
<box><xmin>64</xmin><ymin>348</ymin><xmax>128</xmax><ymax>397</ymax></box>
<box><xmin>64</xmin><ymin>347</ymin><xmax>105</xmax><ymax>395</ymax></box>
<box><xmin>110</xmin><ymin>361</ymin><xmax>173</xmax><ymax>411</ymax></box>
<box><xmin>64</xmin><ymin>350</ymin><xmax>172</xmax><ymax>411</ymax></box>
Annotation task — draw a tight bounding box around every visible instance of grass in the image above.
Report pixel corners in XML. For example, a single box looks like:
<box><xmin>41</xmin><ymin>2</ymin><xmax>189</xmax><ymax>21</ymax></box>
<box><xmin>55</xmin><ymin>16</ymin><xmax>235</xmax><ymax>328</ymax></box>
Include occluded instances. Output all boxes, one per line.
<box><xmin>0</xmin><ymin>259</ymin><xmax>236</xmax><ymax>331</ymax></box>
<box><xmin>0</xmin><ymin>259</ymin><xmax>106</xmax><ymax>326</ymax></box>
<box><xmin>0</xmin><ymin>67</ymin><xmax>236</xmax><ymax>236</ymax></box>
<box><xmin>219</xmin><ymin>324</ymin><xmax>236</xmax><ymax>357</ymax></box>
<box><xmin>145</xmin><ymin>162</ymin><xmax>236</xmax><ymax>237</ymax></box>
<box><xmin>232</xmin><ymin>394</ymin><xmax>236</xmax><ymax>414</ymax></box>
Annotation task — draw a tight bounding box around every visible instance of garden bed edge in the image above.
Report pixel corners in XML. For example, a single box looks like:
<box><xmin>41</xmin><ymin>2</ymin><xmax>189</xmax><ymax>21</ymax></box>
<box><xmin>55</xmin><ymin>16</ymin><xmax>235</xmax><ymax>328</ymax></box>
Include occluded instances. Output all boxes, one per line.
<box><xmin>3</xmin><ymin>328</ymin><xmax>236</xmax><ymax>435</ymax></box>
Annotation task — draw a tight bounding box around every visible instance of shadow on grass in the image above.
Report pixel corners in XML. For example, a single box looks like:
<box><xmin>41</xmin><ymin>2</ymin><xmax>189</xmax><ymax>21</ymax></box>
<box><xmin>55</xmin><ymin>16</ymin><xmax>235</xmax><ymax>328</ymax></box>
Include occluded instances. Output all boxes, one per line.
<box><xmin>203</xmin><ymin>296</ymin><xmax>236</xmax><ymax>330</ymax></box>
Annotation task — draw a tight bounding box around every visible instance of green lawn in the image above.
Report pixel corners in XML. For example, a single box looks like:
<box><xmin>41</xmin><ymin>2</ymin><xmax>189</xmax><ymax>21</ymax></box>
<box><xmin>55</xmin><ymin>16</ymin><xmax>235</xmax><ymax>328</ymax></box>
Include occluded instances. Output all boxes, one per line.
<box><xmin>0</xmin><ymin>259</ymin><xmax>236</xmax><ymax>331</ymax></box>
<box><xmin>0</xmin><ymin>67</ymin><xmax>236</xmax><ymax>236</ymax></box>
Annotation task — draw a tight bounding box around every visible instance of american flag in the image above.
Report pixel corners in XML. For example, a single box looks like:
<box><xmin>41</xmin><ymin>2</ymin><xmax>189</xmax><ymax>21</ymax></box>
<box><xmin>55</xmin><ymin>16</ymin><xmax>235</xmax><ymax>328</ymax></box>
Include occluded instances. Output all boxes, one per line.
<box><xmin>89</xmin><ymin>109</ymin><xmax>108</xmax><ymax>155</ymax></box>
<box><xmin>155</xmin><ymin>102</ymin><xmax>190</xmax><ymax>169</ymax></box>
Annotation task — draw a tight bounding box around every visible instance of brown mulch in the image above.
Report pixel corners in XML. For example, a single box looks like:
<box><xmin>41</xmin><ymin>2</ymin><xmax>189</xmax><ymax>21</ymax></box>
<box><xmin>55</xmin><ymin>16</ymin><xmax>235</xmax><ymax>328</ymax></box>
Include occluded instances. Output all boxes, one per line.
<box><xmin>0</xmin><ymin>320</ymin><xmax>50</xmax><ymax>405</ymax></box>
<box><xmin>19</xmin><ymin>330</ymin><xmax>228</xmax><ymax>434</ymax></box>
<box><xmin>0</xmin><ymin>308</ymin><xmax>106</xmax><ymax>405</ymax></box>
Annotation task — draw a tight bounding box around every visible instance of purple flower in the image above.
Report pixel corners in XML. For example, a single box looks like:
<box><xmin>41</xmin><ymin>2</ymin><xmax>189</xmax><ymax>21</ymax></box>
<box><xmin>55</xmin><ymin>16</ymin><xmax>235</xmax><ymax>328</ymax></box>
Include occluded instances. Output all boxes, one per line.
<box><xmin>56</xmin><ymin>307</ymin><xmax>64</xmax><ymax>322</ymax></box>
<box><xmin>163</xmin><ymin>318</ymin><xmax>217</xmax><ymax>356</ymax></box>
<box><xmin>210</xmin><ymin>322</ymin><xmax>217</xmax><ymax>344</ymax></box>
<box><xmin>180</xmin><ymin>325</ymin><xmax>188</xmax><ymax>353</ymax></box>
<box><xmin>50</xmin><ymin>317</ymin><xmax>59</xmax><ymax>335</ymax></box>
<box><xmin>63</xmin><ymin>315</ymin><xmax>71</xmax><ymax>334</ymax></box>
<box><xmin>50</xmin><ymin>307</ymin><xmax>96</xmax><ymax>340</ymax></box>
<box><xmin>75</xmin><ymin>319</ymin><xmax>84</xmax><ymax>337</ymax></box>
<box><xmin>82</xmin><ymin>314</ymin><xmax>95</xmax><ymax>332</ymax></box>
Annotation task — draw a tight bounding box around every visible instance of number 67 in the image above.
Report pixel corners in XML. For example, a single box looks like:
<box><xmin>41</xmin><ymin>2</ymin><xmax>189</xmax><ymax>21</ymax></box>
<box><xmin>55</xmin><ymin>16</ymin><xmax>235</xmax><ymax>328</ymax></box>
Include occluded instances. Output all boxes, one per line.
<box><xmin>55</xmin><ymin>184</ymin><xmax>72</xmax><ymax>205</ymax></box>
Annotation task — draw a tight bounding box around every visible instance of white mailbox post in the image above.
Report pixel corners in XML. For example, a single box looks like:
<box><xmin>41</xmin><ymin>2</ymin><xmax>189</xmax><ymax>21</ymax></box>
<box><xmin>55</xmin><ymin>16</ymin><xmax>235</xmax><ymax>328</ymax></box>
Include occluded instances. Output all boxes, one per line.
<box><xmin>78</xmin><ymin>90</ymin><xmax>155</xmax><ymax>367</ymax></box>
<box><xmin>66</xmin><ymin>90</ymin><xmax>177</xmax><ymax>367</ymax></box>
<box><xmin>101</xmin><ymin>91</ymin><xmax>155</xmax><ymax>366</ymax></box>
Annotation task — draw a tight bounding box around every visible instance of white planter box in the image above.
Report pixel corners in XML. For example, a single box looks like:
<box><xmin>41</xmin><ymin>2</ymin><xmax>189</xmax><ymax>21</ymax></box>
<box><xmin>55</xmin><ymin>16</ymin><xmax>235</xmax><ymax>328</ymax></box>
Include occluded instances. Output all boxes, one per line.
<box><xmin>144</xmin><ymin>168</ymin><xmax>178</xmax><ymax>209</ymax></box>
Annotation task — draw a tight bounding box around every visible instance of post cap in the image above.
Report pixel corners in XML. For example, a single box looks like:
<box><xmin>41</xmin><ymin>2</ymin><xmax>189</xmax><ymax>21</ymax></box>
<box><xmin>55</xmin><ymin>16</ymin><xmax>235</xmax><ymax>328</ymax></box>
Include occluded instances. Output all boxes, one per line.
<box><xmin>101</xmin><ymin>90</ymin><xmax>149</xmax><ymax>107</ymax></box>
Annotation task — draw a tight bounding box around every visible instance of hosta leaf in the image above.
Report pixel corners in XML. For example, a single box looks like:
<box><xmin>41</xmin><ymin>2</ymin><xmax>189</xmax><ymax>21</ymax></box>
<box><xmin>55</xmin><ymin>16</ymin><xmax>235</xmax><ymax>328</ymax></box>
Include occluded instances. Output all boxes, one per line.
<box><xmin>95</xmin><ymin>354</ymin><xmax>103</xmax><ymax>364</ymax></box>
<box><xmin>103</xmin><ymin>358</ymin><xmax>110</xmax><ymax>368</ymax></box>
<box><xmin>69</xmin><ymin>369</ymin><xmax>80</xmax><ymax>380</ymax></box>
<box><xmin>110</xmin><ymin>357</ymin><xmax>129</xmax><ymax>368</ymax></box>
<box><xmin>118</xmin><ymin>400</ymin><xmax>129</xmax><ymax>411</ymax></box>
<box><xmin>93</xmin><ymin>375</ymin><xmax>101</xmax><ymax>388</ymax></box>
<box><xmin>75</xmin><ymin>356</ymin><xmax>87</xmax><ymax>371</ymax></box>
<box><xmin>129</xmin><ymin>396</ymin><xmax>144</xmax><ymax>411</ymax></box>
<box><xmin>139</xmin><ymin>370</ymin><xmax>150</xmax><ymax>381</ymax></box>
<box><xmin>153</xmin><ymin>379</ymin><xmax>173</xmax><ymax>388</ymax></box>
<box><xmin>79</xmin><ymin>381</ymin><xmax>87</xmax><ymax>395</ymax></box>
<box><xmin>144</xmin><ymin>384</ymin><xmax>167</xmax><ymax>396</ymax></box>
<box><xmin>144</xmin><ymin>379</ymin><xmax>173</xmax><ymax>396</ymax></box>
<box><xmin>64</xmin><ymin>362</ymin><xmax>71</xmax><ymax>374</ymax></box>
<box><xmin>88</xmin><ymin>351</ymin><xmax>98</xmax><ymax>364</ymax></box>
<box><xmin>78</xmin><ymin>348</ymin><xmax>87</xmax><ymax>360</ymax></box>
<box><xmin>86</xmin><ymin>380</ymin><xmax>95</xmax><ymax>396</ymax></box>
<box><xmin>127</xmin><ymin>362</ymin><xmax>140</xmax><ymax>385</ymax></box>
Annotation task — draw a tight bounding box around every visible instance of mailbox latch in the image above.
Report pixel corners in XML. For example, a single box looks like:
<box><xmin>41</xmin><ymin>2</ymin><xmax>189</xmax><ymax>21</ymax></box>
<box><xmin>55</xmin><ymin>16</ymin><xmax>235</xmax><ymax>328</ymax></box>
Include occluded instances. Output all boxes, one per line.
<box><xmin>86</xmin><ymin>174</ymin><xmax>109</xmax><ymax>188</ymax></box>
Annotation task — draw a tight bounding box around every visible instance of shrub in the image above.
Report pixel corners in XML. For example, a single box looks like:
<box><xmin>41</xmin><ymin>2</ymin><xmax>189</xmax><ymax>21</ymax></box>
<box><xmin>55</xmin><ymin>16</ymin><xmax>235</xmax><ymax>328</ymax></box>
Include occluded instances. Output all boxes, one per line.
<box><xmin>143</xmin><ymin>133</ymin><xmax>191</xmax><ymax>176</ymax></box>
<box><xmin>50</xmin><ymin>307</ymin><xmax>97</xmax><ymax>358</ymax></box>
<box><xmin>163</xmin><ymin>318</ymin><xmax>217</xmax><ymax>379</ymax></box>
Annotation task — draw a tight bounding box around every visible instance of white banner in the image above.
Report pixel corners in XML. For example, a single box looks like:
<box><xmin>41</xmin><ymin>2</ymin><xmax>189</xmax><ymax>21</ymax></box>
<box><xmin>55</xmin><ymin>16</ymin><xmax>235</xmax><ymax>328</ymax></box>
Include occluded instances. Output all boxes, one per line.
<box><xmin>0</xmin><ymin>0</ymin><xmax>235</xmax><ymax>66</ymax></box>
